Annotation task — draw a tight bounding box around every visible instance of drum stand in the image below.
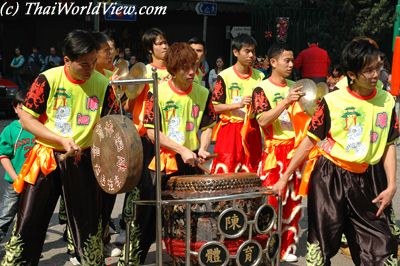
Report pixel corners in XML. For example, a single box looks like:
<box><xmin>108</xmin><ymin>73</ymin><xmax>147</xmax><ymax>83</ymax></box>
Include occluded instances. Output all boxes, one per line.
<box><xmin>113</xmin><ymin>69</ymin><xmax>283</xmax><ymax>266</ymax></box>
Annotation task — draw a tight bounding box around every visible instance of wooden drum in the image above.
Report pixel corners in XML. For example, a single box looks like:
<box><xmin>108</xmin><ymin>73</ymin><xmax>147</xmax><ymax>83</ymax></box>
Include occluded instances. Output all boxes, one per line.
<box><xmin>91</xmin><ymin>115</ymin><xmax>143</xmax><ymax>194</ymax></box>
<box><xmin>163</xmin><ymin>173</ymin><xmax>279</xmax><ymax>265</ymax></box>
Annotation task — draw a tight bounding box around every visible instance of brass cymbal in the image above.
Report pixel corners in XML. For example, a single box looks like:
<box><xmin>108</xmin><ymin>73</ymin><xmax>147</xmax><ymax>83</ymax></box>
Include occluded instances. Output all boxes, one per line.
<box><xmin>115</xmin><ymin>59</ymin><xmax>129</xmax><ymax>77</ymax></box>
<box><xmin>291</xmin><ymin>79</ymin><xmax>328</xmax><ymax>116</ymax></box>
<box><xmin>125</xmin><ymin>62</ymin><xmax>147</xmax><ymax>99</ymax></box>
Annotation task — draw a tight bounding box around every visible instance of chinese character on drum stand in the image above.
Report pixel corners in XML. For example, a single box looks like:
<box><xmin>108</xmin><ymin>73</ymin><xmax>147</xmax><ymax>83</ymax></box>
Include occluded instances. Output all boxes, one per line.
<box><xmin>244</xmin><ymin>245</ymin><xmax>254</xmax><ymax>263</ymax></box>
<box><xmin>205</xmin><ymin>248</ymin><xmax>222</xmax><ymax>263</ymax></box>
<box><xmin>225</xmin><ymin>214</ymin><xmax>242</xmax><ymax>231</ymax></box>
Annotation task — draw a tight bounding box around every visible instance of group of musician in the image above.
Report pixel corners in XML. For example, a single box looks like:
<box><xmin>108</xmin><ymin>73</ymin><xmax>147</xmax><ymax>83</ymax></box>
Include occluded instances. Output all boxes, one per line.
<box><xmin>0</xmin><ymin>27</ymin><xmax>398</xmax><ymax>266</ymax></box>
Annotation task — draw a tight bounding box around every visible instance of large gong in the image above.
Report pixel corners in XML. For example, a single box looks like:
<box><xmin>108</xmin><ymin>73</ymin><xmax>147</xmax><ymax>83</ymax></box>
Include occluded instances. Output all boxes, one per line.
<box><xmin>91</xmin><ymin>115</ymin><xmax>143</xmax><ymax>194</ymax></box>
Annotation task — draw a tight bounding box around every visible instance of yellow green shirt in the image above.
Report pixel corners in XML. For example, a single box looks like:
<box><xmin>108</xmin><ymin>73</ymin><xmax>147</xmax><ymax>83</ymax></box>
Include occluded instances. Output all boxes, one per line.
<box><xmin>22</xmin><ymin>66</ymin><xmax>114</xmax><ymax>150</ymax></box>
<box><xmin>212</xmin><ymin>65</ymin><xmax>264</xmax><ymax>120</ymax></box>
<box><xmin>308</xmin><ymin>87</ymin><xmax>398</xmax><ymax>165</ymax></box>
<box><xmin>146</xmin><ymin>63</ymin><xmax>171</xmax><ymax>84</ymax></box>
<box><xmin>253</xmin><ymin>78</ymin><xmax>295</xmax><ymax>140</ymax></box>
<box><xmin>143</xmin><ymin>80</ymin><xmax>216</xmax><ymax>151</ymax></box>
<box><xmin>193</xmin><ymin>68</ymin><xmax>203</xmax><ymax>85</ymax></box>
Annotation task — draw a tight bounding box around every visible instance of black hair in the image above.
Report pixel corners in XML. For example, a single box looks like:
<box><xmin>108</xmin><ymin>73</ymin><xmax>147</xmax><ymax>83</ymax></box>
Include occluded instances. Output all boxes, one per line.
<box><xmin>142</xmin><ymin>27</ymin><xmax>166</xmax><ymax>55</ymax></box>
<box><xmin>330</xmin><ymin>63</ymin><xmax>343</xmax><ymax>75</ymax></box>
<box><xmin>307</xmin><ymin>36</ymin><xmax>318</xmax><ymax>44</ymax></box>
<box><xmin>188</xmin><ymin>37</ymin><xmax>206</xmax><ymax>49</ymax></box>
<box><xmin>12</xmin><ymin>89</ymin><xmax>27</xmax><ymax>107</ymax></box>
<box><xmin>232</xmin><ymin>34</ymin><xmax>257</xmax><ymax>51</ymax></box>
<box><xmin>102</xmin><ymin>28</ymin><xmax>121</xmax><ymax>50</ymax></box>
<box><xmin>62</xmin><ymin>29</ymin><xmax>98</xmax><ymax>61</ymax></box>
<box><xmin>92</xmin><ymin>32</ymin><xmax>110</xmax><ymax>46</ymax></box>
<box><xmin>341</xmin><ymin>39</ymin><xmax>381</xmax><ymax>76</ymax></box>
<box><xmin>267</xmin><ymin>43</ymin><xmax>292</xmax><ymax>60</ymax></box>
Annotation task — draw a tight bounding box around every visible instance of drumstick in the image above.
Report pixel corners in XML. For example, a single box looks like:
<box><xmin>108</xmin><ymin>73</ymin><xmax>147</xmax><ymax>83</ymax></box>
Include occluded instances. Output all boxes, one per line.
<box><xmin>196</xmin><ymin>163</ymin><xmax>211</xmax><ymax>175</ymax></box>
<box><xmin>204</xmin><ymin>153</ymin><xmax>218</xmax><ymax>160</ymax></box>
<box><xmin>59</xmin><ymin>149</ymin><xmax>77</xmax><ymax>161</ymax></box>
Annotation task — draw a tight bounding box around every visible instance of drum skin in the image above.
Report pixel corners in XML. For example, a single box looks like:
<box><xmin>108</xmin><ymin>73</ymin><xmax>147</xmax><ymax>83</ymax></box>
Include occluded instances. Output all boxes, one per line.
<box><xmin>91</xmin><ymin>115</ymin><xmax>143</xmax><ymax>194</ymax></box>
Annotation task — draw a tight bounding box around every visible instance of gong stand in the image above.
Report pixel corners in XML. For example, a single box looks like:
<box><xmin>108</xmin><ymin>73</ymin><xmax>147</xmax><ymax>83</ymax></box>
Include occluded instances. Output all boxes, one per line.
<box><xmin>114</xmin><ymin>69</ymin><xmax>283</xmax><ymax>266</ymax></box>
<box><xmin>109</xmin><ymin>68</ymin><xmax>163</xmax><ymax>266</ymax></box>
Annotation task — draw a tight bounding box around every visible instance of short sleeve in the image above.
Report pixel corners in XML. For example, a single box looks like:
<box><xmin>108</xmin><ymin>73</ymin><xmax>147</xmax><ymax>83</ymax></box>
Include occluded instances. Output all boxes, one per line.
<box><xmin>200</xmin><ymin>93</ymin><xmax>217</xmax><ymax>130</ymax></box>
<box><xmin>307</xmin><ymin>98</ymin><xmax>331</xmax><ymax>141</ymax></box>
<box><xmin>101</xmin><ymin>86</ymin><xmax>121</xmax><ymax>116</ymax></box>
<box><xmin>23</xmin><ymin>75</ymin><xmax>51</xmax><ymax>117</ymax></box>
<box><xmin>0</xmin><ymin>125</ymin><xmax>13</xmax><ymax>159</ymax></box>
<box><xmin>211</xmin><ymin>75</ymin><xmax>226</xmax><ymax>104</ymax></box>
<box><xmin>143</xmin><ymin>90</ymin><xmax>155</xmax><ymax>128</ymax></box>
<box><xmin>252</xmin><ymin>86</ymin><xmax>271</xmax><ymax>118</ymax></box>
<box><xmin>387</xmin><ymin>107</ymin><xmax>399</xmax><ymax>144</ymax></box>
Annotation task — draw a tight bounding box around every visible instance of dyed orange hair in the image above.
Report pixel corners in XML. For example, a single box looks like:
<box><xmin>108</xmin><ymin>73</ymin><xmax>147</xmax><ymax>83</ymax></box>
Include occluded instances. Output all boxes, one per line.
<box><xmin>166</xmin><ymin>42</ymin><xmax>197</xmax><ymax>76</ymax></box>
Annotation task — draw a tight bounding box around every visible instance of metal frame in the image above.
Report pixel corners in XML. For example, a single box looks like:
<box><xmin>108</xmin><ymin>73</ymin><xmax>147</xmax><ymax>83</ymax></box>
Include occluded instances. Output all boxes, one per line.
<box><xmin>109</xmin><ymin>68</ymin><xmax>162</xmax><ymax>266</ymax></box>
<box><xmin>113</xmin><ymin>69</ymin><xmax>283</xmax><ymax>266</ymax></box>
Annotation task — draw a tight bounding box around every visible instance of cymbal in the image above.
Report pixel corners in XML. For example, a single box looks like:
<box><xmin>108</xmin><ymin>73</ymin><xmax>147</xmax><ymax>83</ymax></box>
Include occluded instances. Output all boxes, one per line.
<box><xmin>125</xmin><ymin>62</ymin><xmax>147</xmax><ymax>99</ymax></box>
<box><xmin>291</xmin><ymin>79</ymin><xmax>328</xmax><ymax>116</ymax></box>
<box><xmin>115</xmin><ymin>59</ymin><xmax>129</xmax><ymax>77</ymax></box>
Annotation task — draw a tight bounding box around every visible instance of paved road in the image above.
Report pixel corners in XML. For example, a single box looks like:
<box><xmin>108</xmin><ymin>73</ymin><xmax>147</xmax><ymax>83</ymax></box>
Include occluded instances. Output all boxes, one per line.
<box><xmin>0</xmin><ymin>114</ymin><xmax>398</xmax><ymax>265</ymax></box>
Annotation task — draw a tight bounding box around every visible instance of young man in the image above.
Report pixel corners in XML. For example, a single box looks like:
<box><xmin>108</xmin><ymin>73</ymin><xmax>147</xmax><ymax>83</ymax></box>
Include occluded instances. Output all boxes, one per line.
<box><xmin>252</xmin><ymin>44</ymin><xmax>304</xmax><ymax>262</ymax></box>
<box><xmin>188</xmin><ymin>37</ymin><xmax>206</xmax><ymax>86</ymax></box>
<box><xmin>2</xmin><ymin>30</ymin><xmax>119</xmax><ymax>265</ymax></box>
<box><xmin>210</xmin><ymin>34</ymin><xmax>264</xmax><ymax>174</ymax></box>
<box><xmin>121</xmin><ymin>27</ymin><xmax>170</xmax><ymax>264</ymax></box>
<box><xmin>144</xmin><ymin>41</ymin><xmax>216</xmax><ymax>186</ymax></box>
<box><xmin>140</xmin><ymin>42</ymin><xmax>215</xmax><ymax>263</ymax></box>
<box><xmin>0</xmin><ymin>90</ymin><xmax>35</xmax><ymax>242</ymax></box>
<box><xmin>274</xmin><ymin>39</ymin><xmax>398</xmax><ymax>265</ymax></box>
<box><xmin>329</xmin><ymin>37</ymin><xmax>400</xmax><ymax>257</ymax></box>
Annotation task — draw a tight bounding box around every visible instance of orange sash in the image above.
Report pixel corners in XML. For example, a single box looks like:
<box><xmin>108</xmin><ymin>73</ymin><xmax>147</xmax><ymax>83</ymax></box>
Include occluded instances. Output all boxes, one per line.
<box><xmin>298</xmin><ymin>147</ymin><xmax>369</xmax><ymax>196</ymax></box>
<box><xmin>288</xmin><ymin>102</ymin><xmax>311</xmax><ymax>151</ymax></box>
<box><xmin>148</xmin><ymin>148</ymin><xmax>178</xmax><ymax>175</ymax></box>
<box><xmin>132</xmin><ymin>84</ymin><xmax>150</xmax><ymax>136</ymax></box>
<box><xmin>263</xmin><ymin>138</ymin><xmax>294</xmax><ymax>172</ymax></box>
<box><xmin>13</xmin><ymin>144</ymin><xmax>57</xmax><ymax>193</ymax></box>
<box><xmin>240</xmin><ymin>105</ymin><xmax>255</xmax><ymax>157</ymax></box>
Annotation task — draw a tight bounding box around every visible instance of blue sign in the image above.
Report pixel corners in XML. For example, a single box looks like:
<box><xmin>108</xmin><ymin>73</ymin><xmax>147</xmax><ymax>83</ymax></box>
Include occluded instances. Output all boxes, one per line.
<box><xmin>195</xmin><ymin>2</ymin><xmax>217</xmax><ymax>16</ymax></box>
<box><xmin>104</xmin><ymin>4</ymin><xmax>136</xmax><ymax>22</ymax></box>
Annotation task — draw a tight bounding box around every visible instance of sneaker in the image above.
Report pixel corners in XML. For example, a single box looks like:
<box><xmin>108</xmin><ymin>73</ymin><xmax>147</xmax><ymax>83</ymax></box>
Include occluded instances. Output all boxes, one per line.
<box><xmin>284</xmin><ymin>253</ymin><xmax>298</xmax><ymax>262</ymax></box>
<box><xmin>104</xmin><ymin>243</ymin><xmax>122</xmax><ymax>257</ymax></box>
<box><xmin>115</xmin><ymin>229</ymin><xmax>126</xmax><ymax>245</ymax></box>
<box><xmin>69</xmin><ymin>256</ymin><xmax>81</xmax><ymax>265</ymax></box>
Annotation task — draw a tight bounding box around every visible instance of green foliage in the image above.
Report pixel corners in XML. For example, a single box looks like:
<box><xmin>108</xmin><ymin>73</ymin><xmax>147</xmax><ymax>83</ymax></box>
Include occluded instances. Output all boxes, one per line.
<box><xmin>353</xmin><ymin>0</ymin><xmax>394</xmax><ymax>36</ymax></box>
<box><xmin>249</xmin><ymin>0</ymin><xmax>396</xmax><ymax>63</ymax></box>
<box><xmin>312</xmin><ymin>0</ymin><xmax>395</xmax><ymax>63</ymax></box>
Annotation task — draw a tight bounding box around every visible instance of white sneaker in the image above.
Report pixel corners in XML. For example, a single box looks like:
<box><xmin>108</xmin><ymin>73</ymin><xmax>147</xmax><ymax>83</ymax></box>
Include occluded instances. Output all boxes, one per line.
<box><xmin>115</xmin><ymin>229</ymin><xmax>126</xmax><ymax>245</ymax></box>
<box><xmin>284</xmin><ymin>253</ymin><xmax>298</xmax><ymax>262</ymax></box>
<box><xmin>69</xmin><ymin>256</ymin><xmax>81</xmax><ymax>265</ymax></box>
<box><xmin>104</xmin><ymin>243</ymin><xmax>122</xmax><ymax>257</ymax></box>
